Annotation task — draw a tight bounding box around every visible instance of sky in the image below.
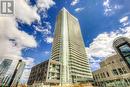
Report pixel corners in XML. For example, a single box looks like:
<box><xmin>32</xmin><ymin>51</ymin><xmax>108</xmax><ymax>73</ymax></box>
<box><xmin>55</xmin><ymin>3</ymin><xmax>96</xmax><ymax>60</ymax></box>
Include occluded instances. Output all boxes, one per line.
<box><xmin>0</xmin><ymin>0</ymin><xmax>130</xmax><ymax>83</ymax></box>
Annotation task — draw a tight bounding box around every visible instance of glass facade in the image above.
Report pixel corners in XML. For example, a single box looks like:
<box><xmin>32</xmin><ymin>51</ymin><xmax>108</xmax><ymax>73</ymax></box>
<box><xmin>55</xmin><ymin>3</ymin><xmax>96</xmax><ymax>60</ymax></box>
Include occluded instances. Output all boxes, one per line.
<box><xmin>11</xmin><ymin>60</ymin><xmax>25</xmax><ymax>86</ymax></box>
<box><xmin>119</xmin><ymin>43</ymin><xmax>130</xmax><ymax>65</ymax></box>
<box><xmin>0</xmin><ymin>59</ymin><xmax>12</xmax><ymax>86</ymax></box>
<box><xmin>0</xmin><ymin>59</ymin><xmax>12</xmax><ymax>79</ymax></box>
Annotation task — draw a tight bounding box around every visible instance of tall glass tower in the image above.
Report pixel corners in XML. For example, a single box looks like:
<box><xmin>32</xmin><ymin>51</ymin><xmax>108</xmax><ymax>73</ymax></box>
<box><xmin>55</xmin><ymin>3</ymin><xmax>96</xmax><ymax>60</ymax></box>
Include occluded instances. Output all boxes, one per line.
<box><xmin>51</xmin><ymin>8</ymin><xmax>92</xmax><ymax>84</ymax></box>
<box><xmin>0</xmin><ymin>59</ymin><xmax>12</xmax><ymax>80</ymax></box>
<box><xmin>9</xmin><ymin>60</ymin><xmax>26</xmax><ymax>87</ymax></box>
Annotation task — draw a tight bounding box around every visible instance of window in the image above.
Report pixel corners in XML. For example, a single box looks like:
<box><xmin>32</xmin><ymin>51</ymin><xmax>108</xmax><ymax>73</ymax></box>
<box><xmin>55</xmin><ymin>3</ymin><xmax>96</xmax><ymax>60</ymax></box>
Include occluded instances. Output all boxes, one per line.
<box><xmin>106</xmin><ymin>72</ymin><xmax>109</xmax><ymax>77</ymax></box>
<box><xmin>98</xmin><ymin>74</ymin><xmax>100</xmax><ymax>79</ymax></box>
<box><xmin>103</xmin><ymin>72</ymin><xmax>106</xmax><ymax>78</ymax></box>
<box><xmin>52</xmin><ymin>73</ymin><xmax>55</xmax><ymax>76</ymax></box>
<box><xmin>93</xmin><ymin>75</ymin><xmax>96</xmax><ymax>80</ymax></box>
<box><xmin>112</xmin><ymin>61</ymin><xmax>114</xmax><ymax>63</ymax></box>
<box><xmin>119</xmin><ymin>44</ymin><xmax>130</xmax><ymax>66</ymax></box>
<box><xmin>118</xmin><ymin>68</ymin><xmax>123</xmax><ymax>74</ymax></box>
<box><xmin>112</xmin><ymin>69</ymin><xmax>118</xmax><ymax>75</ymax></box>
<box><xmin>122</xmin><ymin>67</ymin><xmax>127</xmax><ymax>73</ymax></box>
<box><xmin>120</xmin><ymin>59</ymin><xmax>123</xmax><ymax>62</ymax></box>
<box><xmin>52</xmin><ymin>64</ymin><xmax>55</xmax><ymax>67</ymax></box>
<box><xmin>95</xmin><ymin>75</ymin><xmax>98</xmax><ymax>80</ymax></box>
<box><xmin>100</xmin><ymin>73</ymin><xmax>103</xmax><ymax>78</ymax></box>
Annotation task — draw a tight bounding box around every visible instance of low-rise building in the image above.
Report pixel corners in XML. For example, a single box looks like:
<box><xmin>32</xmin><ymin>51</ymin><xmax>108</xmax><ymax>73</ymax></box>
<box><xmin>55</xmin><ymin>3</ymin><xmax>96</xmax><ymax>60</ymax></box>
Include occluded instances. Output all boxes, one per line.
<box><xmin>93</xmin><ymin>54</ymin><xmax>130</xmax><ymax>87</ymax></box>
<box><xmin>27</xmin><ymin>59</ymin><xmax>60</xmax><ymax>87</ymax></box>
<box><xmin>113</xmin><ymin>37</ymin><xmax>130</xmax><ymax>69</ymax></box>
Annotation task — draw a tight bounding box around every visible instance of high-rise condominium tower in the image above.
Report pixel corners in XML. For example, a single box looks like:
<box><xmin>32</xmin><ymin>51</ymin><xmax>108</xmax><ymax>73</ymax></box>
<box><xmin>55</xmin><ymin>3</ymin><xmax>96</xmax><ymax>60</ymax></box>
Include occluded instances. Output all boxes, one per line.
<box><xmin>51</xmin><ymin>8</ymin><xmax>92</xmax><ymax>84</ymax></box>
<box><xmin>27</xmin><ymin>8</ymin><xmax>93</xmax><ymax>86</ymax></box>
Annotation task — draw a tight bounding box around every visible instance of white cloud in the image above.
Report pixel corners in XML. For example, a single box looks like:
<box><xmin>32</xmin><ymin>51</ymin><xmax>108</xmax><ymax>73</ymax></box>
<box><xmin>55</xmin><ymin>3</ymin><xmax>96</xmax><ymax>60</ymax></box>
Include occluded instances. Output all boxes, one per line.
<box><xmin>15</xmin><ymin>0</ymin><xmax>55</xmax><ymax>24</ymax></box>
<box><xmin>44</xmin><ymin>51</ymin><xmax>50</xmax><ymax>55</ymax></box>
<box><xmin>35</xmin><ymin>27</ymin><xmax>51</xmax><ymax>34</ymax></box>
<box><xmin>75</xmin><ymin>7</ymin><xmax>84</xmax><ymax>12</ymax></box>
<box><xmin>23</xmin><ymin>57</ymin><xmax>35</xmax><ymax>69</ymax></box>
<box><xmin>15</xmin><ymin>0</ymin><xmax>40</xmax><ymax>24</ymax></box>
<box><xmin>0</xmin><ymin>17</ymin><xmax>37</xmax><ymax>57</ymax></box>
<box><xmin>33</xmin><ymin>21</ymin><xmax>53</xmax><ymax>44</ymax></box>
<box><xmin>71</xmin><ymin>0</ymin><xmax>79</xmax><ymax>6</ymax></box>
<box><xmin>20</xmin><ymin>57</ymin><xmax>35</xmax><ymax>83</ymax></box>
<box><xmin>87</xmin><ymin>25</ymin><xmax>130</xmax><ymax>71</ymax></box>
<box><xmin>37</xmin><ymin>0</ymin><xmax>55</xmax><ymax>9</ymax></box>
<box><xmin>103</xmin><ymin>0</ymin><xmax>122</xmax><ymax>16</ymax></box>
<box><xmin>34</xmin><ymin>22</ymin><xmax>52</xmax><ymax>35</ymax></box>
<box><xmin>86</xmin><ymin>48</ymin><xmax>101</xmax><ymax>71</ymax></box>
<box><xmin>0</xmin><ymin>0</ymin><xmax>55</xmax><ymax>84</ymax></box>
<box><xmin>44</xmin><ymin>37</ymin><xmax>53</xmax><ymax>44</ymax></box>
<box><xmin>119</xmin><ymin>16</ymin><xmax>129</xmax><ymax>26</ymax></box>
<box><xmin>88</xmin><ymin>32</ymin><xmax>116</xmax><ymax>58</ymax></box>
<box><xmin>120</xmin><ymin>16</ymin><xmax>128</xmax><ymax>23</ymax></box>
<box><xmin>20</xmin><ymin>69</ymin><xmax>31</xmax><ymax>83</ymax></box>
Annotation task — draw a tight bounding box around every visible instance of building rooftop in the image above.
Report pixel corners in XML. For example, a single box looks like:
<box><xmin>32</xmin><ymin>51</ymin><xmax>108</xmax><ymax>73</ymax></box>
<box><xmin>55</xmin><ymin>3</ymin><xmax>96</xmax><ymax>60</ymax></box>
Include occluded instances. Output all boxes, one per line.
<box><xmin>60</xmin><ymin>7</ymin><xmax>78</xmax><ymax>21</ymax></box>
